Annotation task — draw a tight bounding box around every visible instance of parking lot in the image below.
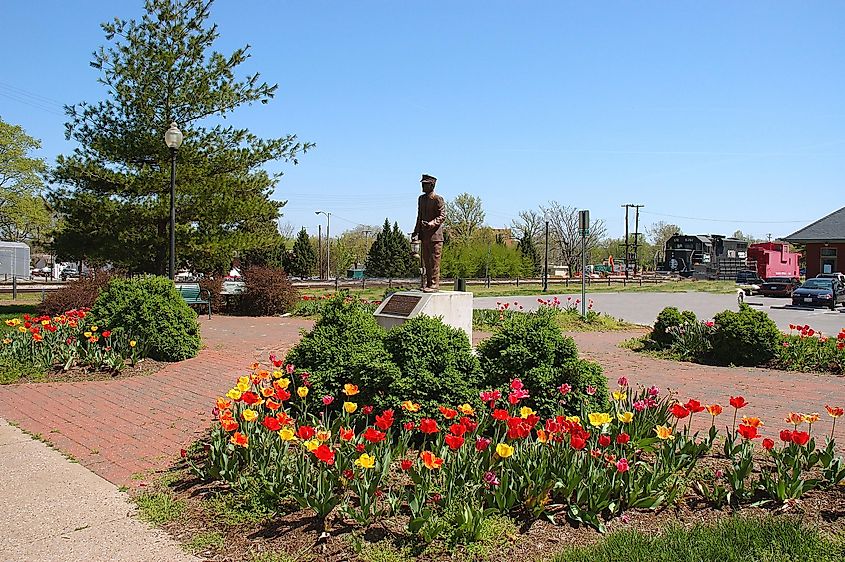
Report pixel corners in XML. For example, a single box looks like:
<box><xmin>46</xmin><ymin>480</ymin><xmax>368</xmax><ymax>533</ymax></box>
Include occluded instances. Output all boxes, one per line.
<box><xmin>474</xmin><ymin>291</ymin><xmax>845</xmax><ymax>335</ymax></box>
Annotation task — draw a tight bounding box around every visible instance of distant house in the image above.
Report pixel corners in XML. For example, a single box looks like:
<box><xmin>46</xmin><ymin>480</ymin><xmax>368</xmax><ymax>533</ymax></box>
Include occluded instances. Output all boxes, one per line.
<box><xmin>0</xmin><ymin>241</ymin><xmax>30</xmax><ymax>280</ymax></box>
<box><xmin>783</xmin><ymin>206</ymin><xmax>845</xmax><ymax>277</ymax></box>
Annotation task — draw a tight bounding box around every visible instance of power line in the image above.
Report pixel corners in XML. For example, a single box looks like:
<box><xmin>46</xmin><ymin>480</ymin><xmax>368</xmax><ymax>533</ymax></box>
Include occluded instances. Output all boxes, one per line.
<box><xmin>641</xmin><ymin>210</ymin><xmax>810</xmax><ymax>224</ymax></box>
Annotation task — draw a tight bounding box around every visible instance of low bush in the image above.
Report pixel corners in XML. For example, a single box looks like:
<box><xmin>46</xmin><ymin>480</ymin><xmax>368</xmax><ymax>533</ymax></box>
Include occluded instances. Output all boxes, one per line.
<box><xmin>709</xmin><ymin>304</ymin><xmax>780</xmax><ymax>366</ymax></box>
<box><xmin>477</xmin><ymin>308</ymin><xmax>606</xmax><ymax>417</ymax></box>
<box><xmin>650</xmin><ymin>307</ymin><xmax>697</xmax><ymax>348</ymax></box>
<box><xmin>383</xmin><ymin>315</ymin><xmax>483</xmax><ymax>415</ymax></box>
<box><xmin>668</xmin><ymin>320</ymin><xmax>715</xmax><ymax>361</ymax></box>
<box><xmin>38</xmin><ymin>271</ymin><xmax>114</xmax><ymax>317</ymax></box>
<box><xmin>90</xmin><ymin>276</ymin><xmax>201</xmax><ymax>362</ymax></box>
<box><xmin>283</xmin><ymin>296</ymin><xmax>393</xmax><ymax>405</ymax></box>
<box><xmin>237</xmin><ymin>266</ymin><xmax>298</xmax><ymax>316</ymax></box>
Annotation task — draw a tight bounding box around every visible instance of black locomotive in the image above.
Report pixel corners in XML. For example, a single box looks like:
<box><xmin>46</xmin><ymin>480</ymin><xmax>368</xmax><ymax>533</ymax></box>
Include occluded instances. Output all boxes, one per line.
<box><xmin>662</xmin><ymin>234</ymin><xmax>749</xmax><ymax>279</ymax></box>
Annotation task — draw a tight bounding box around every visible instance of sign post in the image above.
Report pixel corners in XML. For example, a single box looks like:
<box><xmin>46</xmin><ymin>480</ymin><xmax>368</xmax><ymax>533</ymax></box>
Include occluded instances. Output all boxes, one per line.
<box><xmin>578</xmin><ymin>210</ymin><xmax>590</xmax><ymax>318</ymax></box>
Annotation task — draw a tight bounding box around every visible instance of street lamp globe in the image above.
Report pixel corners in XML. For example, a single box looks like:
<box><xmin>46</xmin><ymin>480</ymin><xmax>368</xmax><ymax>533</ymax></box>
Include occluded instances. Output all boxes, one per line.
<box><xmin>164</xmin><ymin>122</ymin><xmax>183</xmax><ymax>149</ymax></box>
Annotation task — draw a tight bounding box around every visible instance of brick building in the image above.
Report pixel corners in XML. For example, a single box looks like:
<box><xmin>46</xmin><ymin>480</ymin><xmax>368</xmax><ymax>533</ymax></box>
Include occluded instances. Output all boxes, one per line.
<box><xmin>783</xmin><ymin>206</ymin><xmax>845</xmax><ymax>278</ymax></box>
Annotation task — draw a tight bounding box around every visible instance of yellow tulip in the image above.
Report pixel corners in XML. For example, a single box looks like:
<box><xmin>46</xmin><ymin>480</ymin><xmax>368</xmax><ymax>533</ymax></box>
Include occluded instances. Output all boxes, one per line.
<box><xmin>617</xmin><ymin>411</ymin><xmax>634</xmax><ymax>424</ymax></box>
<box><xmin>355</xmin><ymin>453</ymin><xmax>376</xmax><ymax>469</ymax></box>
<box><xmin>566</xmin><ymin>415</ymin><xmax>580</xmax><ymax>425</ymax></box>
<box><xmin>297</xmin><ymin>386</ymin><xmax>308</xmax><ymax>399</ymax></box>
<box><xmin>612</xmin><ymin>390</ymin><xmax>626</xmax><ymax>401</ymax></box>
<box><xmin>520</xmin><ymin>406</ymin><xmax>536</xmax><ymax>419</ymax></box>
<box><xmin>226</xmin><ymin>389</ymin><xmax>242</xmax><ymax>401</ymax></box>
<box><xmin>278</xmin><ymin>428</ymin><xmax>296</xmax><ymax>441</ymax></box>
<box><xmin>654</xmin><ymin>425</ymin><xmax>675</xmax><ymax>440</ymax></box>
<box><xmin>242</xmin><ymin>409</ymin><xmax>257</xmax><ymax>422</ymax></box>
<box><xmin>458</xmin><ymin>403</ymin><xmax>475</xmax><ymax>415</ymax></box>
<box><xmin>496</xmin><ymin>443</ymin><xmax>515</xmax><ymax>458</ymax></box>
<box><xmin>344</xmin><ymin>383</ymin><xmax>360</xmax><ymax>396</ymax></box>
<box><xmin>18</xmin><ymin>326</ymin><xmax>26</xmax><ymax>333</ymax></box>
<box><xmin>401</xmin><ymin>400</ymin><xmax>421</xmax><ymax>412</ymax></box>
<box><xmin>588</xmin><ymin>412</ymin><xmax>612</xmax><ymax>427</ymax></box>
<box><xmin>90</xmin><ymin>325</ymin><xmax>98</xmax><ymax>331</ymax></box>
<box><xmin>277</xmin><ymin>377</ymin><xmax>291</xmax><ymax>389</ymax></box>
<box><xmin>344</xmin><ymin>401</ymin><xmax>358</xmax><ymax>414</ymax></box>
<box><xmin>272</xmin><ymin>370</ymin><xmax>283</xmax><ymax>379</ymax></box>
<box><xmin>83</xmin><ymin>331</ymin><xmax>92</xmax><ymax>338</ymax></box>
<box><xmin>304</xmin><ymin>439</ymin><xmax>320</xmax><ymax>452</ymax></box>
<box><xmin>129</xmin><ymin>340</ymin><xmax>137</xmax><ymax>347</ymax></box>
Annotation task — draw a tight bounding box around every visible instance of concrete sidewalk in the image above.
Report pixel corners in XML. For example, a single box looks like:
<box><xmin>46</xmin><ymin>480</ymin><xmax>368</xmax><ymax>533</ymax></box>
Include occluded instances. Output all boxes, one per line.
<box><xmin>0</xmin><ymin>418</ymin><xmax>198</xmax><ymax>562</ymax></box>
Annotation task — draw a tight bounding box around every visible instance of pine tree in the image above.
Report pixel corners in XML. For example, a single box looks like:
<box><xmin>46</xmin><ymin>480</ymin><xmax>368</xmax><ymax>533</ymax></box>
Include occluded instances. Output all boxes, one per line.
<box><xmin>518</xmin><ymin>234</ymin><xmax>542</xmax><ymax>276</ymax></box>
<box><xmin>365</xmin><ymin>219</ymin><xmax>417</xmax><ymax>278</ymax></box>
<box><xmin>286</xmin><ymin>227</ymin><xmax>316</xmax><ymax>278</ymax></box>
<box><xmin>51</xmin><ymin>0</ymin><xmax>311</xmax><ymax>273</ymax></box>
<box><xmin>364</xmin><ymin>219</ymin><xmax>392</xmax><ymax>278</ymax></box>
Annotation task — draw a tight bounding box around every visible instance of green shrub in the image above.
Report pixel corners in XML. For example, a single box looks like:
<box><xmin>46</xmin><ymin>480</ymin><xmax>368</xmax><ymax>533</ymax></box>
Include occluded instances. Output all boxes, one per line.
<box><xmin>90</xmin><ymin>276</ymin><xmax>201</xmax><ymax>361</ymax></box>
<box><xmin>284</xmin><ymin>296</ymin><xmax>393</xmax><ymax>406</ymax></box>
<box><xmin>669</xmin><ymin>320</ymin><xmax>714</xmax><ymax>361</ymax></box>
<box><xmin>709</xmin><ymin>304</ymin><xmax>781</xmax><ymax>366</ymax></box>
<box><xmin>237</xmin><ymin>265</ymin><xmax>299</xmax><ymax>316</ymax></box>
<box><xmin>382</xmin><ymin>315</ymin><xmax>483</xmax><ymax>415</ymax></box>
<box><xmin>477</xmin><ymin>309</ymin><xmax>606</xmax><ymax>417</ymax></box>
<box><xmin>650</xmin><ymin>307</ymin><xmax>696</xmax><ymax>348</ymax></box>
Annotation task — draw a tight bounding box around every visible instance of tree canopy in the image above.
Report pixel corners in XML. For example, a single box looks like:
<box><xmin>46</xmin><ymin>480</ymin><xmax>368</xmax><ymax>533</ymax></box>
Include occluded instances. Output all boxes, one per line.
<box><xmin>0</xmin><ymin>117</ymin><xmax>50</xmax><ymax>243</ymax></box>
<box><xmin>365</xmin><ymin>219</ymin><xmax>416</xmax><ymax>279</ymax></box>
<box><xmin>50</xmin><ymin>0</ymin><xmax>311</xmax><ymax>273</ymax></box>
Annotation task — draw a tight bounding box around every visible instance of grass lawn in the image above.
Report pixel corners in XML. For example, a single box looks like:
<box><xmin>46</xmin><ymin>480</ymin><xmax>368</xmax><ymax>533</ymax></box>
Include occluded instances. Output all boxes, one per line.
<box><xmin>553</xmin><ymin>517</ymin><xmax>845</xmax><ymax>562</ymax></box>
<box><xmin>0</xmin><ymin>292</ymin><xmax>44</xmax><ymax>304</ymax></box>
<box><xmin>297</xmin><ymin>280</ymin><xmax>739</xmax><ymax>301</ymax></box>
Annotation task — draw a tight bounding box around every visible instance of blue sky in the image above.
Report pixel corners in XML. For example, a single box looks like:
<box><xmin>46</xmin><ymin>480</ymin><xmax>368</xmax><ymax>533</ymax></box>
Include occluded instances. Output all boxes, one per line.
<box><xmin>2</xmin><ymin>1</ymin><xmax>844</xmax><ymax>240</ymax></box>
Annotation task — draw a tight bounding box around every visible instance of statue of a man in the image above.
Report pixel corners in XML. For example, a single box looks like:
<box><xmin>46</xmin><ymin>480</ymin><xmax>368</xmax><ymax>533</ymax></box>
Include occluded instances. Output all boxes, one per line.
<box><xmin>412</xmin><ymin>174</ymin><xmax>446</xmax><ymax>292</ymax></box>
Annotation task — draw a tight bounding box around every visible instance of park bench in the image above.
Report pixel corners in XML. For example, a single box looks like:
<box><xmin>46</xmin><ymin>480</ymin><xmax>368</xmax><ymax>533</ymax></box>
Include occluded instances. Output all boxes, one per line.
<box><xmin>176</xmin><ymin>282</ymin><xmax>212</xmax><ymax>319</ymax></box>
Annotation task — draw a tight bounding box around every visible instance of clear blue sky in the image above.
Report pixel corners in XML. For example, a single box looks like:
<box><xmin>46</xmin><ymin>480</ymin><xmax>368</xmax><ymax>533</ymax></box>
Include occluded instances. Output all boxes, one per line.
<box><xmin>2</xmin><ymin>1</ymin><xmax>844</xmax><ymax>241</ymax></box>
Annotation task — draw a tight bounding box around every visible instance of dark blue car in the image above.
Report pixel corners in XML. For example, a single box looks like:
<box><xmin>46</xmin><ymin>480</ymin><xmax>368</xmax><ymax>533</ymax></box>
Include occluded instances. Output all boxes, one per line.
<box><xmin>791</xmin><ymin>278</ymin><xmax>845</xmax><ymax>309</ymax></box>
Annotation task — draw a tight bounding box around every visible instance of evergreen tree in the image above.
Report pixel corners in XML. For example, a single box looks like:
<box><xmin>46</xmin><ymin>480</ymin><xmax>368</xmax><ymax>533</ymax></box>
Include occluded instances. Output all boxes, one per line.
<box><xmin>517</xmin><ymin>234</ymin><xmax>542</xmax><ymax>276</ymax></box>
<box><xmin>365</xmin><ymin>219</ymin><xmax>416</xmax><ymax>278</ymax></box>
<box><xmin>286</xmin><ymin>227</ymin><xmax>316</xmax><ymax>278</ymax></box>
<box><xmin>50</xmin><ymin>0</ymin><xmax>311</xmax><ymax>273</ymax></box>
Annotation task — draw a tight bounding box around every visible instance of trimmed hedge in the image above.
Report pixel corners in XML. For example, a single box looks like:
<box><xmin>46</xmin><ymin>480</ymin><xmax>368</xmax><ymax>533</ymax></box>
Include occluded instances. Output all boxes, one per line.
<box><xmin>709</xmin><ymin>304</ymin><xmax>781</xmax><ymax>366</ymax></box>
<box><xmin>90</xmin><ymin>276</ymin><xmax>201</xmax><ymax>361</ymax></box>
<box><xmin>651</xmin><ymin>307</ymin><xmax>697</xmax><ymax>348</ymax></box>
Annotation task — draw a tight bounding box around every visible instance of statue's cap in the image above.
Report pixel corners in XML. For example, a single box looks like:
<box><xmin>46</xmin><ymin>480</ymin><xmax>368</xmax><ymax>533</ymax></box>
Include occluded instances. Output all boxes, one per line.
<box><xmin>420</xmin><ymin>174</ymin><xmax>437</xmax><ymax>184</ymax></box>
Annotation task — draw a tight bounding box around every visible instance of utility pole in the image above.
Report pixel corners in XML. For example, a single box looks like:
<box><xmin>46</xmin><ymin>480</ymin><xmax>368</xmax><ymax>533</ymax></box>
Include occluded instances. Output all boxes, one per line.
<box><xmin>579</xmin><ymin>210</ymin><xmax>590</xmax><ymax>318</ymax></box>
<box><xmin>621</xmin><ymin>204</ymin><xmax>644</xmax><ymax>277</ymax></box>
<box><xmin>318</xmin><ymin>225</ymin><xmax>322</xmax><ymax>280</ymax></box>
<box><xmin>543</xmin><ymin>220</ymin><xmax>549</xmax><ymax>292</ymax></box>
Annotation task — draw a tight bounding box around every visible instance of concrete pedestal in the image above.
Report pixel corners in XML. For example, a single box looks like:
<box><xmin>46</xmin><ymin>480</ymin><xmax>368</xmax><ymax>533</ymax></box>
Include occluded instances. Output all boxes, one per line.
<box><xmin>373</xmin><ymin>290</ymin><xmax>473</xmax><ymax>343</ymax></box>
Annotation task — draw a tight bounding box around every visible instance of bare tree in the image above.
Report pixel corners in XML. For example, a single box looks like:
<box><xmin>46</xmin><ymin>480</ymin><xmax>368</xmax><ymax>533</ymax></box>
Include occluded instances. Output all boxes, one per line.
<box><xmin>510</xmin><ymin>209</ymin><xmax>544</xmax><ymax>244</ymax></box>
<box><xmin>646</xmin><ymin>221</ymin><xmax>681</xmax><ymax>250</ymax></box>
<box><xmin>540</xmin><ymin>201</ymin><xmax>607</xmax><ymax>274</ymax></box>
<box><xmin>445</xmin><ymin>193</ymin><xmax>485</xmax><ymax>241</ymax></box>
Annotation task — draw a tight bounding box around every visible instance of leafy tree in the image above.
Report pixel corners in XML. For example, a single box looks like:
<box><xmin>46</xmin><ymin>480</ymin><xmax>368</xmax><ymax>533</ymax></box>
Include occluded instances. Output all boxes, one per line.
<box><xmin>0</xmin><ymin>118</ymin><xmax>50</xmax><ymax>242</ymax></box>
<box><xmin>445</xmin><ymin>193</ymin><xmax>485</xmax><ymax>241</ymax></box>
<box><xmin>646</xmin><ymin>221</ymin><xmax>682</xmax><ymax>251</ymax></box>
<box><xmin>517</xmin><ymin>233</ymin><xmax>542</xmax><ymax>276</ymax></box>
<box><xmin>285</xmin><ymin>227</ymin><xmax>316</xmax><ymax>278</ymax></box>
<box><xmin>50</xmin><ymin>0</ymin><xmax>311</xmax><ymax>273</ymax></box>
<box><xmin>732</xmin><ymin>229</ymin><xmax>760</xmax><ymax>243</ymax></box>
<box><xmin>365</xmin><ymin>219</ymin><xmax>416</xmax><ymax>278</ymax></box>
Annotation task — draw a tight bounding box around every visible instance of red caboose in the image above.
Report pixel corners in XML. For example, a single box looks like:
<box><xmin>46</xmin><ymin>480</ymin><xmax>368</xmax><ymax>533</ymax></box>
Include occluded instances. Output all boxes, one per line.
<box><xmin>748</xmin><ymin>242</ymin><xmax>801</xmax><ymax>280</ymax></box>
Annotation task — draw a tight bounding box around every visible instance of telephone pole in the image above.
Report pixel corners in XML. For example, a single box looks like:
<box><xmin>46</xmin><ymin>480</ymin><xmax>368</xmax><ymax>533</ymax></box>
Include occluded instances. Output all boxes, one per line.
<box><xmin>621</xmin><ymin>204</ymin><xmax>644</xmax><ymax>277</ymax></box>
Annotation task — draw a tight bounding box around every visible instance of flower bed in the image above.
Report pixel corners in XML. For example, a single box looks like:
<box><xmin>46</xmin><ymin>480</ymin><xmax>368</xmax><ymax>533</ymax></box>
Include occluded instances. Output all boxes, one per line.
<box><xmin>474</xmin><ymin>297</ymin><xmax>635</xmax><ymax>332</ymax></box>
<box><xmin>186</xmin><ymin>359</ymin><xmax>845</xmax><ymax>544</ymax></box>
<box><xmin>0</xmin><ymin>309</ymin><xmax>141</xmax><ymax>381</ymax></box>
<box><xmin>293</xmin><ymin>293</ymin><xmax>381</xmax><ymax>317</ymax></box>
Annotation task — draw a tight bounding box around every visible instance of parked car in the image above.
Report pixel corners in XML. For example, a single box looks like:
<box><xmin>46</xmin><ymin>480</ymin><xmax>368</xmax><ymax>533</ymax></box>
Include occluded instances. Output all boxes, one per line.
<box><xmin>60</xmin><ymin>266</ymin><xmax>81</xmax><ymax>281</ymax></box>
<box><xmin>759</xmin><ymin>277</ymin><xmax>800</xmax><ymax>297</ymax></box>
<box><xmin>792</xmin><ymin>278</ymin><xmax>845</xmax><ymax>309</ymax></box>
<box><xmin>736</xmin><ymin>270</ymin><xmax>764</xmax><ymax>294</ymax></box>
<box><xmin>816</xmin><ymin>272</ymin><xmax>845</xmax><ymax>284</ymax></box>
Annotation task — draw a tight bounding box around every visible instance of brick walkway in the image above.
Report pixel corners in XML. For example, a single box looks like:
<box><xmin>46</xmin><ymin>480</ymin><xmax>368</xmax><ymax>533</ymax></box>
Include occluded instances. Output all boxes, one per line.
<box><xmin>0</xmin><ymin>319</ymin><xmax>842</xmax><ymax>485</ymax></box>
<box><xmin>0</xmin><ymin>316</ymin><xmax>313</xmax><ymax>485</ymax></box>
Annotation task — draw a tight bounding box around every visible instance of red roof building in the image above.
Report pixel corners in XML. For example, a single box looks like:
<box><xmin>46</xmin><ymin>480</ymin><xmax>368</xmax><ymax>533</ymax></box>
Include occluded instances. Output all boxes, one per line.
<box><xmin>747</xmin><ymin>242</ymin><xmax>801</xmax><ymax>280</ymax></box>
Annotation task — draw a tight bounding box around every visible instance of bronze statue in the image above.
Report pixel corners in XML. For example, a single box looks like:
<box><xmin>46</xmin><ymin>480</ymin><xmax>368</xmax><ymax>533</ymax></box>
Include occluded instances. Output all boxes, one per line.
<box><xmin>412</xmin><ymin>174</ymin><xmax>446</xmax><ymax>292</ymax></box>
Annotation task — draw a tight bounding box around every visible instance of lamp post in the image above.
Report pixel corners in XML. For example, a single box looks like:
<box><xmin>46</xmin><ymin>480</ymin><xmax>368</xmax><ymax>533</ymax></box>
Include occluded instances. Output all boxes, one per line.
<box><xmin>164</xmin><ymin>122</ymin><xmax>183</xmax><ymax>280</ymax></box>
<box><xmin>315</xmin><ymin>210</ymin><xmax>331</xmax><ymax>280</ymax></box>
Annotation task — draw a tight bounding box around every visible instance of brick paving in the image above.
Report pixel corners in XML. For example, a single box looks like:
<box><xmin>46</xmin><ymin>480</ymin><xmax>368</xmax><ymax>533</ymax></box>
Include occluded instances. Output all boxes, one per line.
<box><xmin>0</xmin><ymin>316</ymin><xmax>313</xmax><ymax>485</ymax></box>
<box><xmin>0</xmin><ymin>317</ymin><xmax>842</xmax><ymax>485</ymax></box>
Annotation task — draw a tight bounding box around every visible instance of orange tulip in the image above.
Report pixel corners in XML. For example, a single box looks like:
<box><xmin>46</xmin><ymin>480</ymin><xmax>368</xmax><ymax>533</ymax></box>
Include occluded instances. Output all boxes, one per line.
<box><xmin>421</xmin><ymin>450</ymin><xmax>444</xmax><ymax>470</ymax></box>
<box><xmin>216</xmin><ymin>398</ymin><xmax>232</xmax><ymax>410</ymax></box>
<box><xmin>785</xmin><ymin>412</ymin><xmax>803</xmax><ymax>426</ymax></box>
<box><xmin>221</xmin><ymin>418</ymin><xmax>238</xmax><ymax>432</ymax></box>
<box><xmin>741</xmin><ymin>416</ymin><xmax>764</xmax><ymax>428</ymax></box>
<box><xmin>826</xmin><ymin>405</ymin><xmax>844</xmax><ymax>418</ymax></box>
<box><xmin>706</xmin><ymin>404</ymin><xmax>722</xmax><ymax>417</ymax></box>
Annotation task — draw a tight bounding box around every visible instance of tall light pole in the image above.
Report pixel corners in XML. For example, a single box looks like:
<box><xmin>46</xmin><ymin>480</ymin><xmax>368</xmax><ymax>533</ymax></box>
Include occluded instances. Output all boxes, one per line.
<box><xmin>164</xmin><ymin>122</ymin><xmax>184</xmax><ymax>280</ymax></box>
<box><xmin>315</xmin><ymin>210</ymin><xmax>331</xmax><ymax>280</ymax></box>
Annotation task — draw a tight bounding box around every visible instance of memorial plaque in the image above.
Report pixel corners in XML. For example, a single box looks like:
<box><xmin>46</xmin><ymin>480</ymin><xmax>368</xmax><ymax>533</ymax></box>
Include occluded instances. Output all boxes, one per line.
<box><xmin>380</xmin><ymin>294</ymin><xmax>421</xmax><ymax>317</ymax></box>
